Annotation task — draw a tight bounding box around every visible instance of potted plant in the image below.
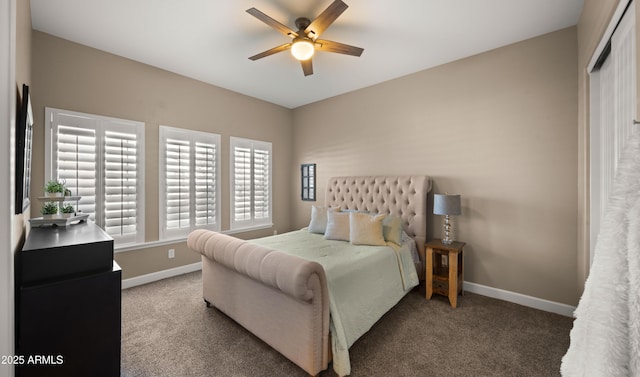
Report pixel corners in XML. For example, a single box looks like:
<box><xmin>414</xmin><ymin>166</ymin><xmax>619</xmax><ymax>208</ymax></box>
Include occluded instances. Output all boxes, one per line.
<box><xmin>44</xmin><ymin>179</ymin><xmax>65</xmax><ymax>198</ymax></box>
<box><xmin>61</xmin><ymin>204</ymin><xmax>75</xmax><ymax>218</ymax></box>
<box><xmin>41</xmin><ymin>202</ymin><xmax>59</xmax><ymax>219</ymax></box>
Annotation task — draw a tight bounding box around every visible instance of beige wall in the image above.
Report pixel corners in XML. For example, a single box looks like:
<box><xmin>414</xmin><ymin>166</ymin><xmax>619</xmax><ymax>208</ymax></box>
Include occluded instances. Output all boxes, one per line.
<box><xmin>291</xmin><ymin>28</ymin><xmax>579</xmax><ymax>305</ymax></box>
<box><xmin>31</xmin><ymin>31</ymin><xmax>293</xmax><ymax>279</ymax></box>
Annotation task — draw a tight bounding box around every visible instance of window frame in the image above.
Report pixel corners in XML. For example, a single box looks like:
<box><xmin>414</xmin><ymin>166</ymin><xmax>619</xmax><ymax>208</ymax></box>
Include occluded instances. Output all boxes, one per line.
<box><xmin>45</xmin><ymin>107</ymin><xmax>145</xmax><ymax>247</ymax></box>
<box><xmin>159</xmin><ymin>125</ymin><xmax>221</xmax><ymax>240</ymax></box>
<box><xmin>229</xmin><ymin>136</ymin><xmax>273</xmax><ymax>231</ymax></box>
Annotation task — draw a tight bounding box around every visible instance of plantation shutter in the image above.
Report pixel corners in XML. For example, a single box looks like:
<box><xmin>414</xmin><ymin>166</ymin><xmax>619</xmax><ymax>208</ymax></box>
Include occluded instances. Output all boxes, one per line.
<box><xmin>46</xmin><ymin>107</ymin><xmax>146</xmax><ymax>247</ymax></box>
<box><xmin>56</xmin><ymin>124</ymin><xmax>97</xmax><ymax>219</ymax></box>
<box><xmin>194</xmin><ymin>142</ymin><xmax>217</xmax><ymax>226</ymax></box>
<box><xmin>104</xmin><ymin>127</ymin><xmax>140</xmax><ymax>243</ymax></box>
<box><xmin>159</xmin><ymin>126</ymin><xmax>220</xmax><ymax>239</ymax></box>
<box><xmin>253</xmin><ymin>146</ymin><xmax>270</xmax><ymax>222</ymax></box>
<box><xmin>165</xmin><ymin>138</ymin><xmax>191</xmax><ymax>230</ymax></box>
<box><xmin>233</xmin><ymin>141</ymin><xmax>252</xmax><ymax>225</ymax></box>
<box><xmin>230</xmin><ymin>137</ymin><xmax>272</xmax><ymax>230</ymax></box>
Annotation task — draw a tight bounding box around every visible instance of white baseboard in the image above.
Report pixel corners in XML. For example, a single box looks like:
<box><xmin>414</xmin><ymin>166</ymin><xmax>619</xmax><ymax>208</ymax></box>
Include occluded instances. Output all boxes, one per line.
<box><xmin>121</xmin><ymin>262</ymin><xmax>202</xmax><ymax>289</ymax></box>
<box><xmin>121</xmin><ymin>263</ymin><xmax>576</xmax><ymax>317</ymax></box>
<box><xmin>464</xmin><ymin>281</ymin><xmax>576</xmax><ymax>317</ymax></box>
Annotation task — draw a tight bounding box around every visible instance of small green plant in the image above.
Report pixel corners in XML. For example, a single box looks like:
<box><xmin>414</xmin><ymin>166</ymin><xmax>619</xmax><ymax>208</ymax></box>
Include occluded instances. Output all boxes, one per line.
<box><xmin>64</xmin><ymin>188</ymin><xmax>72</xmax><ymax>197</ymax></box>
<box><xmin>61</xmin><ymin>204</ymin><xmax>75</xmax><ymax>214</ymax></box>
<box><xmin>44</xmin><ymin>179</ymin><xmax>65</xmax><ymax>195</ymax></box>
<box><xmin>41</xmin><ymin>202</ymin><xmax>58</xmax><ymax>216</ymax></box>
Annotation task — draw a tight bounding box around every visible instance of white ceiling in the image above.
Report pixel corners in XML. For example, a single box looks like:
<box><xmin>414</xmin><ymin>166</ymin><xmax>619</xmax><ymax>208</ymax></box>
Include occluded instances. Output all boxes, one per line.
<box><xmin>30</xmin><ymin>0</ymin><xmax>583</xmax><ymax>109</ymax></box>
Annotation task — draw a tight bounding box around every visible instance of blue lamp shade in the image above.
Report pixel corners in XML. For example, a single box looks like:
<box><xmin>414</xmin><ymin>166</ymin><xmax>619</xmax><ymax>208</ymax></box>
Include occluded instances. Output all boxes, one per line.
<box><xmin>433</xmin><ymin>194</ymin><xmax>462</xmax><ymax>216</ymax></box>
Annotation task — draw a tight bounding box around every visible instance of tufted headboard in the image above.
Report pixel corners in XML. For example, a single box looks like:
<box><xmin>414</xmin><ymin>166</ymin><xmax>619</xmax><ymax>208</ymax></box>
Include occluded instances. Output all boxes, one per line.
<box><xmin>325</xmin><ymin>176</ymin><xmax>432</xmax><ymax>278</ymax></box>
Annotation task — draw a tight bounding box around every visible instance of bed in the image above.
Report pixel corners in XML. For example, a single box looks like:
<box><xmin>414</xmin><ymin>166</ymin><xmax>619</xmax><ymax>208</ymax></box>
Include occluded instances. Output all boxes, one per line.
<box><xmin>187</xmin><ymin>176</ymin><xmax>431</xmax><ymax>376</ymax></box>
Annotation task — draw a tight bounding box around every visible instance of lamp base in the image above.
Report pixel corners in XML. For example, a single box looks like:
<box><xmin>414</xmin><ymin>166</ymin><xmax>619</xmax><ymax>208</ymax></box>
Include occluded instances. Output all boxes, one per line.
<box><xmin>442</xmin><ymin>215</ymin><xmax>454</xmax><ymax>244</ymax></box>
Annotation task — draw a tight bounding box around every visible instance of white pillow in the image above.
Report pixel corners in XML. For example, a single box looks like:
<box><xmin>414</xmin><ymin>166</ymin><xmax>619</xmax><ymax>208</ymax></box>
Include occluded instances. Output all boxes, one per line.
<box><xmin>383</xmin><ymin>215</ymin><xmax>403</xmax><ymax>246</ymax></box>
<box><xmin>308</xmin><ymin>205</ymin><xmax>329</xmax><ymax>234</ymax></box>
<box><xmin>324</xmin><ymin>210</ymin><xmax>350</xmax><ymax>241</ymax></box>
<box><xmin>349</xmin><ymin>212</ymin><xmax>387</xmax><ymax>246</ymax></box>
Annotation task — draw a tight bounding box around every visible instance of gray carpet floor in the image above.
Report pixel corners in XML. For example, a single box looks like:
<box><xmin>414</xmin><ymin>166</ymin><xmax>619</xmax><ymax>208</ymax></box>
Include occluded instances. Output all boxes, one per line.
<box><xmin>121</xmin><ymin>271</ymin><xmax>573</xmax><ymax>377</ymax></box>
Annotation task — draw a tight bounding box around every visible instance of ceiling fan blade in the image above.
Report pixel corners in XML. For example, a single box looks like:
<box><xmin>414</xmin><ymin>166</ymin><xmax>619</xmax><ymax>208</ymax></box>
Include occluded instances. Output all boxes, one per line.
<box><xmin>304</xmin><ymin>0</ymin><xmax>348</xmax><ymax>39</ymax></box>
<box><xmin>301</xmin><ymin>59</ymin><xmax>313</xmax><ymax>76</ymax></box>
<box><xmin>249</xmin><ymin>43</ymin><xmax>291</xmax><ymax>61</ymax></box>
<box><xmin>246</xmin><ymin>8</ymin><xmax>298</xmax><ymax>38</ymax></box>
<box><xmin>315</xmin><ymin>39</ymin><xmax>363</xmax><ymax>57</ymax></box>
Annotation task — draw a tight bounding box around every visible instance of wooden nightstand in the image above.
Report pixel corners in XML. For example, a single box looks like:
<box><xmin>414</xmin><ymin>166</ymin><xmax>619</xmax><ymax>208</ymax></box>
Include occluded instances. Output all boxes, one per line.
<box><xmin>425</xmin><ymin>239</ymin><xmax>466</xmax><ymax>308</ymax></box>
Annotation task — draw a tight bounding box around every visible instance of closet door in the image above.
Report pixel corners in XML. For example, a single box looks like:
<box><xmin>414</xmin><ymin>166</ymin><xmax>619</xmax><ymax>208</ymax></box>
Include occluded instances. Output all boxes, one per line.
<box><xmin>589</xmin><ymin>4</ymin><xmax>636</xmax><ymax>265</ymax></box>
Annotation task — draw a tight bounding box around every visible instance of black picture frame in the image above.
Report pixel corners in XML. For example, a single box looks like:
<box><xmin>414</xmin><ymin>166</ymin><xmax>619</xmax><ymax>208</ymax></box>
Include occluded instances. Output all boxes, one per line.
<box><xmin>15</xmin><ymin>84</ymin><xmax>33</xmax><ymax>214</ymax></box>
<box><xmin>301</xmin><ymin>163</ymin><xmax>315</xmax><ymax>201</ymax></box>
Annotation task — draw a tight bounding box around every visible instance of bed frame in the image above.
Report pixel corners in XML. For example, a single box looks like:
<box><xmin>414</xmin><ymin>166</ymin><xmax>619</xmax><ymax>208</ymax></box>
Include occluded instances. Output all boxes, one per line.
<box><xmin>187</xmin><ymin>175</ymin><xmax>431</xmax><ymax>376</ymax></box>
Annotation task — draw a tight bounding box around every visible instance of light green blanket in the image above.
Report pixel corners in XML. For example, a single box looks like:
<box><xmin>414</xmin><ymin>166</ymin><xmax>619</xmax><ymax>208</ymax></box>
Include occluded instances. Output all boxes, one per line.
<box><xmin>251</xmin><ymin>230</ymin><xmax>419</xmax><ymax>376</ymax></box>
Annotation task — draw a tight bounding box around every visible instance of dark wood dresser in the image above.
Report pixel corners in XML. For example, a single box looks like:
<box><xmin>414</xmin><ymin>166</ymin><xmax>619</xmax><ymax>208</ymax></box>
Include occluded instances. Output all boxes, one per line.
<box><xmin>15</xmin><ymin>221</ymin><xmax>121</xmax><ymax>377</ymax></box>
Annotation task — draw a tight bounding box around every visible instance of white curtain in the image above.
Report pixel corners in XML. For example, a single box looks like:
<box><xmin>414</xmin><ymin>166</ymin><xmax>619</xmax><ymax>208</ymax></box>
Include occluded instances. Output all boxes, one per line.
<box><xmin>590</xmin><ymin>4</ymin><xmax>636</xmax><ymax>265</ymax></box>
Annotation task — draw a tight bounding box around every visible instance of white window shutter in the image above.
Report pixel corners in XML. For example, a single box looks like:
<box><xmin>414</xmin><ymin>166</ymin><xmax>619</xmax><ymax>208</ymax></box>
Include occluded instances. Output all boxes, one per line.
<box><xmin>165</xmin><ymin>138</ymin><xmax>191</xmax><ymax>230</ymax></box>
<box><xmin>56</xmin><ymin>125</ymin><xmax>97</xmax><ymax>220</ymax></box>
<box><xmin>194</xmin><ymin>142</ymin><xmax>217</xmax><ymax>226</ymax></box>
<box><xmin>159</xmin><ymin>126</ymin><xmax>220</xmax><ymax>239</ymax></box>
<box><xmin>253</xmin><ymin>145</ymin><xmax>271</xmax><ymax>224</ymax></box>
<box><xmin>46</xmin><ymin>107</ymin><xmax>145</xmax><ymax>247</ymax></box>
<box><xmin>103</xmin><ymin>129</ymin><xmax>140</xmax><ymax>243</ymax></box>
<box><xmin>233</xmin><ymin>142</ymin><xmax>252</xmax><ymax>225</ymax></box>
<box><xmin>230</xmin><ymin>137</ymin><xmax>272</xmax><ymax>230</ymax></box>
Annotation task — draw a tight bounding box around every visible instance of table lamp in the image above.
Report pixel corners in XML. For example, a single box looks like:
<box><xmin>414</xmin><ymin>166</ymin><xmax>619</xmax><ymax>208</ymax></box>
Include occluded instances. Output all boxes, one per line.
<box><xmin>434</xmin><ymin>193</ymin><xmax>462</xmax><ymax>244</ymax></box>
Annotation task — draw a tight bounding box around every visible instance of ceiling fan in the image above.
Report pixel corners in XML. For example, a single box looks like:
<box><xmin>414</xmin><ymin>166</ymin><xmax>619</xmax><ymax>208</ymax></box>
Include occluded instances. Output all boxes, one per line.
<box><xmin>246</xmin><ymin>0</ymin><xmax>364</xmax><ymax>76</ymax></box>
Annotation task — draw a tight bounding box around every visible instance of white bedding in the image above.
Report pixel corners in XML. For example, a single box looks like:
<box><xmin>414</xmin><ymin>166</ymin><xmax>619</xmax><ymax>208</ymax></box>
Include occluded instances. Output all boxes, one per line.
<box><xmin>250</xmin><ymin>229</ymin><xmax>419</xmax><ymax>376</ymax></box>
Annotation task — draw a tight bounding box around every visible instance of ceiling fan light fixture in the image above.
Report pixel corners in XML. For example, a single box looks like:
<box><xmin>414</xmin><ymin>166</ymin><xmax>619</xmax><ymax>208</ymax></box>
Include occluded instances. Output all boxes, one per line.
<box><xmin>291</xmin><ymin>38</ymin><xmax>315</xmax><ymax>61</ymax></box>
<box><xmin>247</xmin><ymin>1</ymin><xmax>363</xmax><ymax>75</ymax></box>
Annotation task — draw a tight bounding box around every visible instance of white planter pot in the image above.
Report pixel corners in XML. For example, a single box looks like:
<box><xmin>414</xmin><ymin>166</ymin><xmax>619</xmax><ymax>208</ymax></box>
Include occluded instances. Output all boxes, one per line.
<box><xmin>46</xmin><ymin>192</ymin><xmax>63</xmax><ymax>198</ymax></box>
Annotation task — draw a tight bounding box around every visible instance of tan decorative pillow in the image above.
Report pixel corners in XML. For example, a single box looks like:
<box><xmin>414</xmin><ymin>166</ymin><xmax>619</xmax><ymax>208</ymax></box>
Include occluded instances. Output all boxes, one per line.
<box><xmin>383</xmin><ymin>215</ymin><xmax>403</xmax><ymax>245</ymax></box>
<box><xmin>324</xmin><ymin>210</ymin><xmax>350</xmax><ymax>241</ymax></box>
<box><xmin>349</xmin><ymin>212</ymin><xmax>387</xmax><ymax>246</ymax></box>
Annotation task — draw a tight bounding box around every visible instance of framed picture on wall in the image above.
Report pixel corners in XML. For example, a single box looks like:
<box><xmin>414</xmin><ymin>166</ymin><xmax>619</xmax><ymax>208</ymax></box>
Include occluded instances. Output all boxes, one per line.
<box><xmin>301</xmin><ymin>163</ymin><xmax>315</xmax><ymax>201</ymax></box>
<box><xmin>15</xmin><ymin>84</ymin><xmax>33</xmax><ymax>214</ymax></box>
